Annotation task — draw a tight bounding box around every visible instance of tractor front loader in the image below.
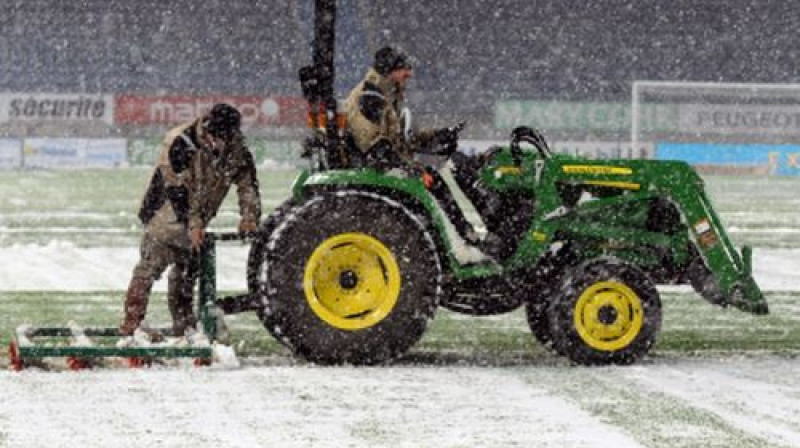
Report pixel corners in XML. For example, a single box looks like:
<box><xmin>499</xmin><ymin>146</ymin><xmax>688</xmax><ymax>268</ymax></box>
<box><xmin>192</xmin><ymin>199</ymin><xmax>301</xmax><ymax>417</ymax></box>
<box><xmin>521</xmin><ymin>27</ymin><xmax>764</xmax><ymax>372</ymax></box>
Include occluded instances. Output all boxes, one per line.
<box><xmin>246</xmin><ymin>126</ymin><xmax>767</xmax><ymax>366</ymax></box>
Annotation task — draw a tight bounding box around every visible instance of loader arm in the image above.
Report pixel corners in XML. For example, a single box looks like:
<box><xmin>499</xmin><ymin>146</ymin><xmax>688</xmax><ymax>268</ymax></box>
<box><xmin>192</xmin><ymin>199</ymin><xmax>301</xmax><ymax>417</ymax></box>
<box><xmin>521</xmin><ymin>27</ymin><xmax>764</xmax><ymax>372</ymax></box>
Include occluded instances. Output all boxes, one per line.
<box><xmin>655</xmin><ymin>165</ymin><xmax>767</xmax><ymax>314</ymax></box>
<box><xmin>529</xmin><ymin>157</ymin><xmax>768</xmax><ymax>315</ymax></box>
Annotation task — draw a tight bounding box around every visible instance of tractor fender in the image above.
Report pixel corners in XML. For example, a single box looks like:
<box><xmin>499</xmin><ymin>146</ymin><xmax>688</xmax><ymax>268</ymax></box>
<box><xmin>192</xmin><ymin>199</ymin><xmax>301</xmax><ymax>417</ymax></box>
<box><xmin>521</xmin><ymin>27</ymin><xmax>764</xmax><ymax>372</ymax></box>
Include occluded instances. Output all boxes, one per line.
<box><xmin>296</xmin><ymin>171</ymin><xmax>458</xmax><ymax>270</ymax></box>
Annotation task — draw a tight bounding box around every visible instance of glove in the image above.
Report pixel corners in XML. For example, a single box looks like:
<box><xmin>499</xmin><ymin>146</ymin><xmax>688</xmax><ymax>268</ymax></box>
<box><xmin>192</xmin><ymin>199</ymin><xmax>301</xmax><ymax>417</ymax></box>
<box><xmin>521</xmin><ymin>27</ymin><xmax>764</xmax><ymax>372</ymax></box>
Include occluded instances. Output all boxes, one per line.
<box><xmin>189</xmin><ymin>227</ymin><xmax>206</xmax><ymax>251</ymax></box>
<box><xmin>433</xmin><ymin>121</ymin><xmax>466</xmax><ymax>156</ymax></box>
<box><xmin>238</xmin><ymin>218</ymin><xmax>259</xmax><ymax>234</ymax></box>
<box><xmin>365</xmin><ymin>138</ymin><xmax>399</xmax><ymax>169</ymax></box>
<box><xmin>434</xmin><ymin>127</ymin><xmax>457</xmax><ymax>146</ymax></box>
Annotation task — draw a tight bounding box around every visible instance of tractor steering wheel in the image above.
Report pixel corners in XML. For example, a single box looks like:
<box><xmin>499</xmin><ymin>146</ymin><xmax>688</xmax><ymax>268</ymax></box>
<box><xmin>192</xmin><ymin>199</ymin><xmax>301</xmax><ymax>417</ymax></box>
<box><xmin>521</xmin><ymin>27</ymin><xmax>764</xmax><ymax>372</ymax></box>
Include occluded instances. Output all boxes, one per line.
<box><xmin>510</xmin><ymin>126</ymin><xmax>552</xmax><ymax>165</ymax></box>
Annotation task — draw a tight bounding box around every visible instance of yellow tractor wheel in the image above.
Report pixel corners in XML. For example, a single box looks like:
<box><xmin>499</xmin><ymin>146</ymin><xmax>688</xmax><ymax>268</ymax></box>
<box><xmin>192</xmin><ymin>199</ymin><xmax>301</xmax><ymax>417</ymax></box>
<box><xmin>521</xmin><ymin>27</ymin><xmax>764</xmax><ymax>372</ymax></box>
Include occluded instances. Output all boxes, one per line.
<box><xmin>548</xmin><ymin>259</ymin><xmax>661</xmax><ymax>365</ymax></box>
<box><xmin>303</xmin><ymin>232</ymin><xmax>401</xmax><ymax>331</ymax></box>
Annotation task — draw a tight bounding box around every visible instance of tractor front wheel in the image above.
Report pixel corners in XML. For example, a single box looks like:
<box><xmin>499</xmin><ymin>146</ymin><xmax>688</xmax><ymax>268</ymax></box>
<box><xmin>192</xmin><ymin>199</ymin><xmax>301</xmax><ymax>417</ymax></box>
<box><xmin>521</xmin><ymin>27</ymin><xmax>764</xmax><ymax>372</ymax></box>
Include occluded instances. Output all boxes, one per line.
<box><xmin>548</xmin><ymin>259</ymin><xmax>661</xmax><ymax>365</ymax></box>
<box><xmin>524</xmin><ymin>273</ymin><xmax>565</xmax><ymax>354</ymax></box>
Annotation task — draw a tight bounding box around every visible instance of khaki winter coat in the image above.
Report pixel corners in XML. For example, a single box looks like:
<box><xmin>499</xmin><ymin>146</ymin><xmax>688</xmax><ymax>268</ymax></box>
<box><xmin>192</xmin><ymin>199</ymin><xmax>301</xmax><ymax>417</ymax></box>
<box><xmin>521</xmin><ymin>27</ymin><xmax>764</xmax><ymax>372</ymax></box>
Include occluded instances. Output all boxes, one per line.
<box><xmin>344</xmin><ymin>68</ymin><xmax>406</xmax><ymax>154</ymax></box>
<box><xmin>138</xmin><ymin>120</ymin><xmax>261</xmax><ymax>232</ymax></box>
<box><xmin>344</xmin><ymin>69</ymin><xmax>440</xmax><ymax>166</ymax></box>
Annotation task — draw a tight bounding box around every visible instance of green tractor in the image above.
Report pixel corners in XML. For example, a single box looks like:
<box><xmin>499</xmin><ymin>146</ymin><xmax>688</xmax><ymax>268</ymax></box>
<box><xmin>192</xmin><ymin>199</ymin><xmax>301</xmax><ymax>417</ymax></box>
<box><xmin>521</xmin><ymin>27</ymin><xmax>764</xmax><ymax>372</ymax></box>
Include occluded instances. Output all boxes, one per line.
<box><xmin>247</xmin><ymin>125</ymin><xmax>767</xmax><ymax>366</ymax></box>
<box><xmin>245</xmin><ymin>0</ymin><xmax>768</xmax><ymax>366</ymax></box>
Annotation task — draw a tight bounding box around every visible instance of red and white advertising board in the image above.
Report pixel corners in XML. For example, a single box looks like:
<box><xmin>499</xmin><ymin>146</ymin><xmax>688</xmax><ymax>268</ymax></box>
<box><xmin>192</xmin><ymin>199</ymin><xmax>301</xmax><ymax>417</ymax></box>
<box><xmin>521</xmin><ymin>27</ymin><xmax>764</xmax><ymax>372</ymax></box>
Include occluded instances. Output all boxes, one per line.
<box><xmin>115</xmin><ymin>95</ymin><xmax>306</xmax><ymax>127</ymax></box>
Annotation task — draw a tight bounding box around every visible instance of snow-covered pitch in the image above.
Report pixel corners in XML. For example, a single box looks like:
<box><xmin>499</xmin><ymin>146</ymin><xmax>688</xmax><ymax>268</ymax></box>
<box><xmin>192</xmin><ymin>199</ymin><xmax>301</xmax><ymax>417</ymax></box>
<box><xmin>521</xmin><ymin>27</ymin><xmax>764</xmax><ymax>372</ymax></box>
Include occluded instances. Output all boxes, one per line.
<box><xmin>2</xmin><ymin>171</ymin><xmax>800</xmax><ymax>447</ymax></box>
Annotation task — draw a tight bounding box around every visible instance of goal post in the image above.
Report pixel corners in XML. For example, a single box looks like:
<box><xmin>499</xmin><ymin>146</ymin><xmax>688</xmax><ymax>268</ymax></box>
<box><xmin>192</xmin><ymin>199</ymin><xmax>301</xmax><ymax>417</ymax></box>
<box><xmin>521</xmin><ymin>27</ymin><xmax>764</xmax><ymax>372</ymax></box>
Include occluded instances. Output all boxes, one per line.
<box><xmin>631</xmin><ymin>81</ymin><xmax>800</xmax><ymax>175</ymax></box>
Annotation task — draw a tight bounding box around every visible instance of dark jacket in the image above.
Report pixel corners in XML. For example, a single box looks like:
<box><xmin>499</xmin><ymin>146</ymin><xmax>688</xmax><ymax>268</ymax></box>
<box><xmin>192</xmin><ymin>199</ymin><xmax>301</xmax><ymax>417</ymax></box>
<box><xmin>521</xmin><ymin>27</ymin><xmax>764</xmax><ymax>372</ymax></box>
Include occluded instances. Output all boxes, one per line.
<box><xmin>344</xmin><ymin>68</ymin><xmax>405</xmax><ymax>153</ymax></box>
<box><xmin>138</xmin><ymin>119</ymin><xmax>261</xmax><ymax>230</ymax></box>
<box><xmin>343</xmin><ymin>68</ymin><xmax>439</xmax><ymax>168</ymax></box>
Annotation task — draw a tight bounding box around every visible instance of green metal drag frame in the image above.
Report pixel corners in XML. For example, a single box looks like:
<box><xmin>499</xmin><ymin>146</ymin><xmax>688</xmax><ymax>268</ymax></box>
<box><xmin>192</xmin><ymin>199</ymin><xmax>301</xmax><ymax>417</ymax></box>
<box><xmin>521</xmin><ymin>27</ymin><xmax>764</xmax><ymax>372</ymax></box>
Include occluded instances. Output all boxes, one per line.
<box><xmin>8</xmin><ymin>232</ymin><xmax>259</xmax><ymax>370</ymax></box>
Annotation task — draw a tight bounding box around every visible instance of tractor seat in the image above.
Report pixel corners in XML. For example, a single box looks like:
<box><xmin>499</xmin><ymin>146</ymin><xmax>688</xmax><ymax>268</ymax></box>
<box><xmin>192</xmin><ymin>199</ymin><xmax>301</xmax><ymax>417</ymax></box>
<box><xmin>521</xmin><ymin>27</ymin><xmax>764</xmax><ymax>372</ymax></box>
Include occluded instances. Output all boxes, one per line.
<box><xmin>326</xmin><ymin>133</ymin><xmax>366</xmax><ymax>169</ymax></box>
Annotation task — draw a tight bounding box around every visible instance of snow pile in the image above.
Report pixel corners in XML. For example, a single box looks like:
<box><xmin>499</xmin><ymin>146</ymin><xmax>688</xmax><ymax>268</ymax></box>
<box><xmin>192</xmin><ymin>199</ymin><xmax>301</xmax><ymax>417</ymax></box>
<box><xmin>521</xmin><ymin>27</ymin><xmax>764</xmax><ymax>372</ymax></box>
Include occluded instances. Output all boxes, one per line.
<box><xmin>0</xmin><ymin>241</ymin><xmax>250</xmax><ymax>292</ymax></box>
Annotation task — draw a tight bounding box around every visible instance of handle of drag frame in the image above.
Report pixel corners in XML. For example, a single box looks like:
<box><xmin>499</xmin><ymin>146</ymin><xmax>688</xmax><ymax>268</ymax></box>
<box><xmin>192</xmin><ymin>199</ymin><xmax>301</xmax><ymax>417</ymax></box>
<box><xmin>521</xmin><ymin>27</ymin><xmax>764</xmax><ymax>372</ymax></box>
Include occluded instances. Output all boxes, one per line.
<box><xmin>206</xmin><ymin>231</ymin><xmax>259</xmax><ymax>242</ymax></box>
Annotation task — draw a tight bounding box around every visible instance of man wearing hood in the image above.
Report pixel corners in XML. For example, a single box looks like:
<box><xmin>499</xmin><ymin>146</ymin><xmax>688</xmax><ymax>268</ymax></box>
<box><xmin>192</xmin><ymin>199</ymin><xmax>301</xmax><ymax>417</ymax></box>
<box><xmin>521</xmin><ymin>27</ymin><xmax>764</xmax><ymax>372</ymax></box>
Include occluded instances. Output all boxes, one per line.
<box><xmin>344</xmin><ymin>46</ymin><xmax>501</xmax><ymax>256</ymax></box>
<box><xmin>119</xmin><ymin>103</ymin><xmax>261</xmax><ymax>339</ymax></box>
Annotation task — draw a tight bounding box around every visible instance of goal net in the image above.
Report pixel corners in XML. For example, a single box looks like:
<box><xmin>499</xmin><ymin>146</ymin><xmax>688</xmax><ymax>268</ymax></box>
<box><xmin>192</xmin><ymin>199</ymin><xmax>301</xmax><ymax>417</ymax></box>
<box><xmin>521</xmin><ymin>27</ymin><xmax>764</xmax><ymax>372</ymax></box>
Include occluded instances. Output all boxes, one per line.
<box><xmin>631</xmin><ymin>81</ymin><xmax>800</xmax><ymax>175</ymax></box>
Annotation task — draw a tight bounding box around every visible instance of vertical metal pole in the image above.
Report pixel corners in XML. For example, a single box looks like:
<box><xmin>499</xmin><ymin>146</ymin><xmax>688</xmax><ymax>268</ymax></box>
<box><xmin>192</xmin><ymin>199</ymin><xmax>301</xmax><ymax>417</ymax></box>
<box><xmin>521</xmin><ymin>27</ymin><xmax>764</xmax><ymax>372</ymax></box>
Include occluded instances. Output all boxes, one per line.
<box><xmin>198</xmin><ymin>234</ymin><xmax>218</xmax><ymax>341</ymax></box>
<box><xmin>631</xmin><ymin>81</ymin><xmax>640</xmax><ymax>155</ymax></box>
<box><xmin>313</xmin><ymin>0</ymin><xmax>339</xmax><ymax>165</ymax></box>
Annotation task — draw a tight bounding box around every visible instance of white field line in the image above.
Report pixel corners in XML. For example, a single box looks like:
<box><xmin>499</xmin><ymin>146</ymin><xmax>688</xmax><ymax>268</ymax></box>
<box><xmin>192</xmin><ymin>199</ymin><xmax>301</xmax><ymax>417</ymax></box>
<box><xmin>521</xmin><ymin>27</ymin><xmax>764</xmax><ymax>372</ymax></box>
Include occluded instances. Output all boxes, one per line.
<box><xmin>0</xmin><ymin>244</ymin><xmax>251</xmax><ymax>291</ymax></box>
<box><xmin>623</xmin><ymin>359</ymin><xmax>800</xmax><ymax>447</ymax></box>
<box><xmin>0</xmin><ymin>212</ymin><xmax>123</xmax><ymax>219</ymax></box>
<box><xmin>728</xmin><ymin>227</ymin><xmax>800</xmax><ymax>234</ymax></box>
<box><xmin>0</xmin><ymin>207</ymin><xmax>282</xmax><ymax>221</ymax></box>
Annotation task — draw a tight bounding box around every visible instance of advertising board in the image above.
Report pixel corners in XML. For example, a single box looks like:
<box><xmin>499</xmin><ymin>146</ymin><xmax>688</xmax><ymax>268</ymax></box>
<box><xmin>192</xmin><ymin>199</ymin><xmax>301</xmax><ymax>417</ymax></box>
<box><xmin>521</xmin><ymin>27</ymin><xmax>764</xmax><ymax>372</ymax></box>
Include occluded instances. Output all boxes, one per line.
<box><xmin>0</xmin><ymin>139</ymin><xmax>22</xmax><ymax>169</ymax></box>
<box><xmin>24</xmin><ymin>138</ymin><xmax>127</xmax><ymax>168</ymax></box>
<box><xmin>656</xmin><ymin>142</ymin><xmax>800</xmax><ymax>176</ymax></box>
<box><xmin>494</xmin><ymin>101</ymin><xmax>677</xmax><ymax>132</ymax></box>
<box><xmin>0</xmin><ymin>93</ymin><xmax>114</xmax><ymax>124</ymax></box>
<box><xmin>115</xmin><ymin>95</ymin><xmax>306</xmax><ymax>127</ymax></box>
<box><xmin>460</xmin><ymin>140</ymin><xmax>653</xmax><ymax>159</ymax></box>
<box><xmin>496</xmin><ymin>100</ymin><xmax>800</xmax><ymax>139</ymax></box>
<box><xmin>127</xmin><ymin>138</ymin><xmax>304</xmax><ymax>167</ymax></box>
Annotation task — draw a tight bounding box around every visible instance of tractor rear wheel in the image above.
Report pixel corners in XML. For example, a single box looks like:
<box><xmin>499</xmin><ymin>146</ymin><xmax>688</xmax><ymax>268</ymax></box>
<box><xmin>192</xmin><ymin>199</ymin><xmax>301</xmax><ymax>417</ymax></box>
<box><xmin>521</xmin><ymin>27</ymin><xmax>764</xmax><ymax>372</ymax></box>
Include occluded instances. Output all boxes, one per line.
<box><xmin>253</xmin><ymin>191</ymin><xmax>441</xmax><ymax>365</ymax></box>
<box><xmin>548</xmin><ymin>259</ymin><xmax>661</xmax><ymax>365</ymax></box>
<box><xmin>247</xmin><ymin>199</ymin><xmax>297</xmax><ymax>294</ymax></box>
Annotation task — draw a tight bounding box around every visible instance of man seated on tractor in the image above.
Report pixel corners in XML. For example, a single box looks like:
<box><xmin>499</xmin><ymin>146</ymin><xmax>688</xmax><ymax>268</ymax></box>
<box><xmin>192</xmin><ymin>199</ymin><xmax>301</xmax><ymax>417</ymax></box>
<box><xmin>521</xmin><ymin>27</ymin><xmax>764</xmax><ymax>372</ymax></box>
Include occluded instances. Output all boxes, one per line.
<box><xmin>344</xmin><ymin>46</ymin><xmax>501</xmax><ymax>257</ymax></box>
<box><xmin>119</xmin><ymin>103</ymin><xmax>262</xmax><ymax>341</ymax></box>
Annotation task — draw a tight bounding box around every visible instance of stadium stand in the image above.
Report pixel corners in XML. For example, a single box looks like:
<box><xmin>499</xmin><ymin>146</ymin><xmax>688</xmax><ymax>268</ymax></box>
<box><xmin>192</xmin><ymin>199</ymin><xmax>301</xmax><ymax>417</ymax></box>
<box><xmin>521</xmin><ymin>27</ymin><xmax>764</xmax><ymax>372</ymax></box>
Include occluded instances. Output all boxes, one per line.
<box><xmin>0</xmin><ymin>0</ymin><xmax>309</xmax><ymax>94</ymax></box>
<box><xmin>0</xmin><ymin>0</ymin><xmax>797</xmax><ymax>137</ymax></box>
<box><xmin>356</xmin><ymin>0</ymin><xmax>799</xmax><ymax>99</ymax></box>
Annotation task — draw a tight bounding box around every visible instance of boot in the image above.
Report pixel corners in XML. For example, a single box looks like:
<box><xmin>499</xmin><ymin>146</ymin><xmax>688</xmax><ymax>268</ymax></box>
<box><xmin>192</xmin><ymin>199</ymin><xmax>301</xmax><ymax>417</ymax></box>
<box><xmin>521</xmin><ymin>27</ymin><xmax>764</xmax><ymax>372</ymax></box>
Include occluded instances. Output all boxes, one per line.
<box><xmin>119</xmin><ymin>276</ymin><xmax>154</xmax><ymax>336</ymax></box>
<box><xmin>168</xmin><ymin>263</ymin><xmax>197</xmax><ymax>337</ymax></box>
<box><xmin>477</xmin><ymin>231</ymin><xmax>505</xmax><ymax>260</ymax></box>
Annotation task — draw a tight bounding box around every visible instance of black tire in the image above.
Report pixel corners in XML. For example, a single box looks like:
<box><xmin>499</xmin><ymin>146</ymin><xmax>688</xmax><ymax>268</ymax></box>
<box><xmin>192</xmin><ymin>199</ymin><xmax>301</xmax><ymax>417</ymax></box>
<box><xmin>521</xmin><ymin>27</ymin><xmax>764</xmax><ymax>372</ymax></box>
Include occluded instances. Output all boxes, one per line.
<box><xmin>526</xmin><ymin>300</ymin><xmax>554</xmax><ymax>349</ymax></box>
<box><xmin>548</xmin><ymin>259</ymin><xmax>661</xmax><ymax>365</ymax></box>
<box><xmin>254</xmin><ymin>190</ymin><xmax>441</xmax><ymax>365</ymax></box>
<box><xmin>524</xmin><ymin>273</ymin><xmax>564</xmax><ymax>353</ymax></box>
<box><xmin>524</xmin><ymin>247</ymin><xmax>580</xmax><ymax>354</ymax></box>
<box><xmin>247</xmin><ymin>199</ymin><xmax>297</xmax><ymax>294</ymax></box>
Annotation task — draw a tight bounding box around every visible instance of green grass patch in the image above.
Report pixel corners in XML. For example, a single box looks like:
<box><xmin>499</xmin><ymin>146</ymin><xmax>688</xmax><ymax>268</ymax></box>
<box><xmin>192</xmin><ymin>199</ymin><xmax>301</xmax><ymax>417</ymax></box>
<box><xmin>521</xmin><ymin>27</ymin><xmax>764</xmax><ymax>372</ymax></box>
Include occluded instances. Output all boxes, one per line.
<box><xmin>528</xmin><ymin>368</ymin><xmax>775</xmax><ymax>448</ymax></box>
<box><xmin>3</xmin><ymin>291</ymin><xmax>799</xmax><ymax>366</ymax></box>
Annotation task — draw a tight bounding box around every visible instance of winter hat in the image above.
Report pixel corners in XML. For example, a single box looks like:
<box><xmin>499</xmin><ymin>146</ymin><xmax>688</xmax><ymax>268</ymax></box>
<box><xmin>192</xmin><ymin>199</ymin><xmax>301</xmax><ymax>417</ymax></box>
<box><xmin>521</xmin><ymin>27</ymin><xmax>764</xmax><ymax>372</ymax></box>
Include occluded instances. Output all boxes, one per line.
<box><xmin>204</xmin><ymin>103</ymin><xmax>242</xmax><ymax>140</ymax></box>
<box><xmin>374</xmin><ymin>46</ymin><xmax>412</xmax><ymax>76</ymax></box>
